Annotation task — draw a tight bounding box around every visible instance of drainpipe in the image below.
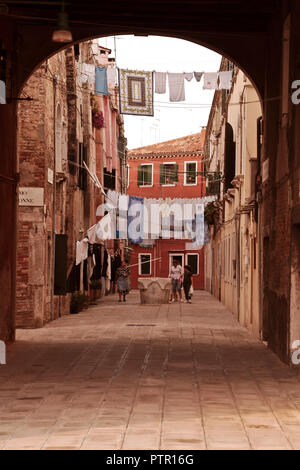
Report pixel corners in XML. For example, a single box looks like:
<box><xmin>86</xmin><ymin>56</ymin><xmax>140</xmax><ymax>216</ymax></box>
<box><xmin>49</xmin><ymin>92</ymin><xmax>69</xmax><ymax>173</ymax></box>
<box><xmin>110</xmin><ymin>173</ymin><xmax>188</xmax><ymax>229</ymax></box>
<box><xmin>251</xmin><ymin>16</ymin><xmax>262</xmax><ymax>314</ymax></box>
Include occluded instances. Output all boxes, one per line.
<box><xmin>51</xmin><ymin>75</ymin><xmax>58</xmax><ymax>321</ymax></box>
<box><xmin>236</xmin><ymin>94</ymin><xmax>244</xmax><ymax>322</ymax></box>
<box><xmin>256</xmin><ymin>117</ymin><xmax>263</xmax><ymax>337</ymax></box>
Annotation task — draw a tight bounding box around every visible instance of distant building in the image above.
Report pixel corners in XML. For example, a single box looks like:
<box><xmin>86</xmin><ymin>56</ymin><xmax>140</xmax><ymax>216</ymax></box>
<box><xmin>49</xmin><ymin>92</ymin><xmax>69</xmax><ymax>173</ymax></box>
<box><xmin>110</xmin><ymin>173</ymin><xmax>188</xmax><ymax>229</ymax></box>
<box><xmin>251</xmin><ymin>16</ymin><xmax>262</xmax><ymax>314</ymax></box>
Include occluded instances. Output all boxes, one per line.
<box><xmin>127</xmin><ymin>130</ymin><xmax>206</xmax><ymax>290</ymax></box>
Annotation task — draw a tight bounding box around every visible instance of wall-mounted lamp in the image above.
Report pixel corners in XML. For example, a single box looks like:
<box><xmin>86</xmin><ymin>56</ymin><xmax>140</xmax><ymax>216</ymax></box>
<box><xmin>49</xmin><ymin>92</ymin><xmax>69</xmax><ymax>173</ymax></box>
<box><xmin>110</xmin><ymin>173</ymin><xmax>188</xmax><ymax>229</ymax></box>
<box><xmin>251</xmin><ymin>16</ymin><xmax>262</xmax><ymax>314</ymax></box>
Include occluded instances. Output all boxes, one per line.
<box><xmin>52</xmin><ymin>1</ymin><xmax>73</xmax><ymax>43</ymax></box>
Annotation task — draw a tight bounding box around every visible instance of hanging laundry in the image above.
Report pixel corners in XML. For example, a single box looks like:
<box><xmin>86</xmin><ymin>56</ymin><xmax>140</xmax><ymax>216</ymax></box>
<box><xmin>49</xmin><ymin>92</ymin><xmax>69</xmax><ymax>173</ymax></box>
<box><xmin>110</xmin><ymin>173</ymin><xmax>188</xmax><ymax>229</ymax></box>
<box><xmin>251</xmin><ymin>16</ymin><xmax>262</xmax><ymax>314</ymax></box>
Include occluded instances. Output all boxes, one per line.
<box><xmin>107</xmin><ymin>66</ymin><xmax>117</xmax><ymax>88</ymax></box>
<box><xmin>107</xmin><ymin>253</ymin><xmax>111</xmax><ymax>280</ymax></box>
<box><xmin>95</xmin><ymin>66</ymin><xmax>108</xmax><ymax>95</ymax></box>
<box><xmin>143</xmin><ymin>197</ymin><xmax>155</xmax><ymax>240</ymax></box>
<box><xmin>203</xmin><ymin>72</ymin><xmax>218</xmax><ymax>90</ymax></box>
<box><xmin>111</xmin><ymin>108</ymin><xmax>118</xmax><ymax>170</ymax></box>
<box><xmin>218</xmin><ymin>70</ymin><xmax>233</xmax><ymax>90</ymax></box>
<box><xmin>95</xmin><ymin>211</ymin><xmax>116</xmax><ymax>240</ymax></box>
<box><xmin>101</xmin><ymin>248</ymin><xmax>108</xmax><ymax>295</ymax></box>
<box><xmin>87</xmin><ymin>224</ymin><xmax>98</xmax><ymax>244</ymax></box>
<box><xmin>67</xmin><ymin>262</ymin><xmax>81</xmax><ymax>293</ymax></box>
<box><xmin>101</xmin><ymin>248</ymin><xmax>108</xmax><ymax>277</ymax></box>
<box><xmin>103</xmin><ymin>96</ymin><xmax>111</xmax><ymax>168</ymax></box>
<box><xmin>76</xmin><ymin>238</ymin><xmax>89</xmax><ymax>265</ymax></box>
<box><xmin>118</xmin><ymin>194</ymin><xmax>129</xmax><ymax>240</ymax></box>
<box><xmin>168</xmin><ymin>73</ymin><xmax>185</xmax><ymax>102</ymax></box>
<box><xmin>81</xmin><ymin>63</ymin><xmax>95</xmax><ymax>84</ymax></box>
<box><xmin>119</xmin><ymin>69</ymin><xmax>154</xmax><ymax>116</ymax></box>
<box><xmin>183</xmin><ymin>202</ymin><xmax>194</xmax><ymax>239</ymax></box>
<box><xmin>90</xmin><ymin>244</ymin><xmax>102</xmax><ymax>281</ymax></box>
<box><xmin>128</xmin><ymin>195</ymin><xmax>144</xmax><ymax>244</ymax></box>
<box><xmin>160</xmin><ymin>201</ymin><xmax>171</xmax><ymax>239</ymax></box>
<box><xmin>147</xmin><ymin>198</ymin><xmax>159</xmax><ymax>239</ymax></box>
<box><xmin>155</xmin><ymin>72</ymin><xmax>167</xmax><ymax>94</ymax></box>
<box><xmin>192</xmin><ymin>203</ymin><xmax>205</xmax><ymax>248</ymax></box>
<box><xmin>96</xmin><ymin>203</ymin><xmax>105</xmax><ymax>217</ymax></box>
<box><xmin>83</xmin><ymin>259</ymin><xmax>89</xmax><ymax>291</ymax></box>
<box><xmin>184</xmin><ymin>73</ymin><xmax>194</xmax><ymax>82</ymax></box>
<box><xmin>169</xmin><ymin>198</ymin><xmax>183</xmax><ymax>239</ymax></box>
<box><xmin>194</xmin><ymin>72</ymin><xmax>203</xmax><ymax>82</ymax></box>
<box><xmin>91</xmin><ymin>42</ymin><xmax>99</xmax><ymax>56</ymax></box>
<box><xmin>105</xmin><ymin>189</ymin><xmax>119</xmax><ymax>212</ymax></box>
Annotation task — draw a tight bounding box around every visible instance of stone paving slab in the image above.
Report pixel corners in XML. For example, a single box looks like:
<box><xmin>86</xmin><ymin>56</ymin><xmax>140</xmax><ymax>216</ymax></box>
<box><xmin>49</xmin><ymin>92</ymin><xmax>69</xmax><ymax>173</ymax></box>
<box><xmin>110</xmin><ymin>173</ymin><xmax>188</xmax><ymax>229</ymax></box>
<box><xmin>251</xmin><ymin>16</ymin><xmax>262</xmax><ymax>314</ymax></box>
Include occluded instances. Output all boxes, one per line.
<box><xmin>0</xmin><ymin>290</ymin><xmax>300</xmax><ymax>450</ymax></box>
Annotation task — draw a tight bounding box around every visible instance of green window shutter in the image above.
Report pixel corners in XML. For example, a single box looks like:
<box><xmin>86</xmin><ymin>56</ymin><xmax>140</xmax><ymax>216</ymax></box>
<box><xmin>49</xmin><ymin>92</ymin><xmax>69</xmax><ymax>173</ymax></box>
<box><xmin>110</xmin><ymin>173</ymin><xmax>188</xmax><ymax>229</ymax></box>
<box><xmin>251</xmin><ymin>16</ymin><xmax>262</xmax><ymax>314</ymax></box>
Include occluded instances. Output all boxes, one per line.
<box><xmin>144</xmin><ymin>165</ymin><xmax>152</xmax><ymax>185</ymax></box>
<box><xmin>160</xmin><ymin>164</ymin><xmax>165</xmax><ymax>185</ymax></box>
<box><xmin>174</xmin><ymin>164</ymin><xmax>178</xmax><ymax>182</ymax></box>
<box><xmin>137</xmin><ymin>165</ymin><xmax>143</xmax><ymax>186</ymax></box>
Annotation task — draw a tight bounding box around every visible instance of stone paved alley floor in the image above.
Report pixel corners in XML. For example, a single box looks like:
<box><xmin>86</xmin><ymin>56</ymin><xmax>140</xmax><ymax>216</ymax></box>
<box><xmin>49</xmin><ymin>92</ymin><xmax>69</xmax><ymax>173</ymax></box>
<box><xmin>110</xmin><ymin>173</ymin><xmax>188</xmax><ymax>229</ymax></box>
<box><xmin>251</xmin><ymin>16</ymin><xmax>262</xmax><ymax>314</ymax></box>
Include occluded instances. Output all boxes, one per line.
<box><xmin>1</xmin><ymin>290</ymin><xmax>300</xmax><ymax>450</ymax></box>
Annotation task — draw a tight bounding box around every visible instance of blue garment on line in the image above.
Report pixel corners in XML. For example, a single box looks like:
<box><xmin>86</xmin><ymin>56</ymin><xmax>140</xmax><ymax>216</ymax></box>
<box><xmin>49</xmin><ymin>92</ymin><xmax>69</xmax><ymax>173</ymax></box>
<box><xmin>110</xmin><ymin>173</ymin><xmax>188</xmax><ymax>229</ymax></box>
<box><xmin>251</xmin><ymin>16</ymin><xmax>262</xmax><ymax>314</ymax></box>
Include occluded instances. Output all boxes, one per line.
<box><xmin>95</xmin><ymin>66</ymin><xmax>108</xmax><ymax>95</ymax></box>
<box><xmin>128</xmin><ymin>196</ymin><xmax>144</xmax><ymax>244</ymax></box>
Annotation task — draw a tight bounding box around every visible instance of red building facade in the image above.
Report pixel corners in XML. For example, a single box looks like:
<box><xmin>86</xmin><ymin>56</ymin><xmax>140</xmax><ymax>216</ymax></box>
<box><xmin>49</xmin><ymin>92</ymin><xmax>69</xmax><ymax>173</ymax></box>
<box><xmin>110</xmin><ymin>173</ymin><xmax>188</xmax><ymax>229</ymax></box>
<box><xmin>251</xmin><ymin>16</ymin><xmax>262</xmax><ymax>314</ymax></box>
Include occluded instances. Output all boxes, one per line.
<box><xmin>127</xmin><ymin>130</ymin><xmax>206</xmax><ymax>290</ymax></box>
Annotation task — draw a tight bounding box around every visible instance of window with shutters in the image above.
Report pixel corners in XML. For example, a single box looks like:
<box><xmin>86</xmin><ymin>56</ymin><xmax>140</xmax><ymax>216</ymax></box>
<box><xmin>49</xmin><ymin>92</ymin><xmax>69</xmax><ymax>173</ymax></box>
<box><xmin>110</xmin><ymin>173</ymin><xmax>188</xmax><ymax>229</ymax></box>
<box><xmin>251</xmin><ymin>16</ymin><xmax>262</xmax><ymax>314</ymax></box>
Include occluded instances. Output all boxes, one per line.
<box><xmin>184</xmin><ymin>161</ymin><xmax>197</xmax><ymax>185</ymax></box>
<box><xmin>137</xmin><ymin>163</ymin><xmax>153</xmax><ymax>187</ymax></box>
<box><xmin>104</xmin><ymin>167</ymin><xmax>116</xmax><ymax>190</ymax></box>
<box><xmin>160</xmin><ymin>163</ymin><xmax>178</xmax><ymax>185</ymax></box>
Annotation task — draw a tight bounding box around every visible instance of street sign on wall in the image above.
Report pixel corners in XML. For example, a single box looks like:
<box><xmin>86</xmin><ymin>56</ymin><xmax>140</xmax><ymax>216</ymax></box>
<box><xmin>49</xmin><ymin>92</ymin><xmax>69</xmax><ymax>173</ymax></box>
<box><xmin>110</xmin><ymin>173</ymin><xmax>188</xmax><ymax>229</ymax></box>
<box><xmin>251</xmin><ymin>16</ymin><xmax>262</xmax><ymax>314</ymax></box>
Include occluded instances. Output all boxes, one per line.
<box><xmin>19</xmin><ymin>187</ymin><xmax>44</xmax><ymax>206</ymax></box>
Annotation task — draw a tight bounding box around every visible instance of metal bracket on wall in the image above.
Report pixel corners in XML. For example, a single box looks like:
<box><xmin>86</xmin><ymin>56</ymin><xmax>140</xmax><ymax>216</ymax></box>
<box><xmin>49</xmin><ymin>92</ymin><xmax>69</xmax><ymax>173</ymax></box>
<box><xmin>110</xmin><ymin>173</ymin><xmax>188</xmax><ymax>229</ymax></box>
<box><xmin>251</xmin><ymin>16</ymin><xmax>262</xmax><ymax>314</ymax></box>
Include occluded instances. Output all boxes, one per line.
<box><xmin>0</xmin><ymin>173</ymin><xmax>19</xmax><ymax>184</ymax></box>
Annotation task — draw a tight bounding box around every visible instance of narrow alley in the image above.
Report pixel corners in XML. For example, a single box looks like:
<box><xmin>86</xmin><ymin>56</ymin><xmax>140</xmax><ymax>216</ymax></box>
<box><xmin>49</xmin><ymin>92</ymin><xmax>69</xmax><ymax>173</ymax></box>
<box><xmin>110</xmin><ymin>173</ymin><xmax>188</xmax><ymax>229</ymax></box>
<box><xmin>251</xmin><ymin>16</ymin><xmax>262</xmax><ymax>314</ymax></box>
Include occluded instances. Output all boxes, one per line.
<box><xmin>1</xmin><ymin>291</ymin><xmax>300</xmax><ymax>450</ymax></box>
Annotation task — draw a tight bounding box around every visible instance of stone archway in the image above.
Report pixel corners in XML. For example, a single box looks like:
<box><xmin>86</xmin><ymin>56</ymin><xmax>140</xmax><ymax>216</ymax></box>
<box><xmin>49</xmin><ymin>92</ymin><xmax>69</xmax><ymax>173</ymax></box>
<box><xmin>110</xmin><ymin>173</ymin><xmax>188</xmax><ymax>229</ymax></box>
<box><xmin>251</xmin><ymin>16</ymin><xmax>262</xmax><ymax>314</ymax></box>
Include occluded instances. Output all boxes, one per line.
<box><xmin>1</xmin><ymin>0</ymin><xmax>299</xmax><ymax>367</ymax></box>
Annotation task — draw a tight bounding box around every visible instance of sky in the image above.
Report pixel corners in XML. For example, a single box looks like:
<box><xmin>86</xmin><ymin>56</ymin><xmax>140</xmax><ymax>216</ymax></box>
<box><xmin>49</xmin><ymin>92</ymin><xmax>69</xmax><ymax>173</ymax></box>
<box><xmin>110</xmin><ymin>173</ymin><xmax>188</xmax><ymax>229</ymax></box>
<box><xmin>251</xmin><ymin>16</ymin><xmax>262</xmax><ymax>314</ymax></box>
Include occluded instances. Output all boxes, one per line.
<box><xmin>99</xmin><ymin>35</ymin><xmax>221</xmax><ymax>150</ymax></box>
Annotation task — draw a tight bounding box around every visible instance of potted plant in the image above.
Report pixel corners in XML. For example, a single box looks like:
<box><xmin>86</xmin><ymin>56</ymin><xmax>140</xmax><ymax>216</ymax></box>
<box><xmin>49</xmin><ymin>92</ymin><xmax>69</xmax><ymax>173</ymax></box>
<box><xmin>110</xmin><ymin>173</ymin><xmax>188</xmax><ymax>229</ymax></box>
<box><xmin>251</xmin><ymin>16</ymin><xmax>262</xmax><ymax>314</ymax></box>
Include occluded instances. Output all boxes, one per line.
<box><xmin>92</xmin><ymin>108</ymin><xmax>104</xmax><ymax>129</ymax></box>
<box><xmin>70</xmin><ymin>291</ymin><xmax>89</xmax><ymax>314</ymax></box>
<box><xmin>89</xmin><ymin>279</ymin><xmax>101</xmax><ymax>290</ymax></box>
<box><xmin>204</xmin><ymin>202</ymin><xmax>217</xmax><ymax>226</ymax></box>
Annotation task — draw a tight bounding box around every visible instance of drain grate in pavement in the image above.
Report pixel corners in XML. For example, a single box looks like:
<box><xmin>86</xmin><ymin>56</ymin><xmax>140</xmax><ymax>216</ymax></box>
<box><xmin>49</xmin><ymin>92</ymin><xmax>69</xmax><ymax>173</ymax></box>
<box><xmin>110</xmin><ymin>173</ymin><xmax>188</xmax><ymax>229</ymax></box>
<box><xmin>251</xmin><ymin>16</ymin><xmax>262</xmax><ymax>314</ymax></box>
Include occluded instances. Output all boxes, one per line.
<box><xmin>126</xmin><ymin>324</ymin><xmax>156</xmax><ymax>327</ymax></box>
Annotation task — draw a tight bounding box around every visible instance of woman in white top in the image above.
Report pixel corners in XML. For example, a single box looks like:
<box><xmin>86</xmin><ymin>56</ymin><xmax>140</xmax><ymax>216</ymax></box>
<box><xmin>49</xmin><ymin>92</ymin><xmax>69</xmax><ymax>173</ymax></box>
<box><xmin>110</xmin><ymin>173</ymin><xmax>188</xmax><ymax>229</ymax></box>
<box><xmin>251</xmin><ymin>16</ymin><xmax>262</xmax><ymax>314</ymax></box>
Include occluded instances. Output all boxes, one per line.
<box><xmin>169</xmin><ymin>260</ymin><xmax>183</xmax><ymax>303</ymax></box>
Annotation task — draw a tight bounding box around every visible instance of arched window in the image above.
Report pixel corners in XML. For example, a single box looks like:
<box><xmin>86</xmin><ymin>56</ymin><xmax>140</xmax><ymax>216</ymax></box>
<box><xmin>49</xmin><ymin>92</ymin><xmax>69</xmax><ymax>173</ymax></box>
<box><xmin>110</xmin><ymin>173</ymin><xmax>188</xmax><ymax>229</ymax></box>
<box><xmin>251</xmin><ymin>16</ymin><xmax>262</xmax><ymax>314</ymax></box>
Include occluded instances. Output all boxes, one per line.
<box><xmin>224</xmin><ymin>122</ymin><xmax>236</xmax><ymax>191</ymax></box>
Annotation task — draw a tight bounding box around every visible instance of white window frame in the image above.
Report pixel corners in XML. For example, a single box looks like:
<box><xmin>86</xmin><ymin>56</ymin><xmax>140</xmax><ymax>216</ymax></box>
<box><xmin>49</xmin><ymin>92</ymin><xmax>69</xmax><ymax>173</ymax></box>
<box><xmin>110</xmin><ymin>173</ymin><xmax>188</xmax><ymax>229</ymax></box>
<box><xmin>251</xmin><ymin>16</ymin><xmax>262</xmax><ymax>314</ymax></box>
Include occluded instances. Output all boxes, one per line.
<box><xmin>169</xmin><ymin>253</ymin><xmax>184</xmax><ymax>274</ymax></box>
<box><xmin>138</xmin><ymin>253</ymin><xmax>152</xmax><ymax>276</ymax></box>
<box><xmin>139</xmin><ymin>163</ymin><xmax>153</xmax><ymax>187</ymax></box>
<box><xmin>184</xmin><ymin>161</ymin><xmax>197</xmax><ymax>186</ymax></box>
<box><xmin>185</xmin><ymin>252</ymin><xmax>199</xmax><ymax>274</ymax></box>
<box><xmin>162</xmin><ymin>162</ymin><xmax>177</xmax><ymax>187</ymax></box>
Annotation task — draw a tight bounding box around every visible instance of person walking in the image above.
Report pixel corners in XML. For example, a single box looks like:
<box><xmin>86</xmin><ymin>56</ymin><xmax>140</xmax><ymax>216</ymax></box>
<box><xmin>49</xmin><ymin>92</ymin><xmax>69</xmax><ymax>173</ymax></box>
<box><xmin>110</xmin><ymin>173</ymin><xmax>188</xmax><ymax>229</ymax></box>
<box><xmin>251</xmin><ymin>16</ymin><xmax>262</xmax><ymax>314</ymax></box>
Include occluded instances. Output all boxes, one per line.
<box><xmin>116</xmin><ymin>261</ymin><xmax>130</xmax><ymax>302</ymax></box>
<box><xmin>183</xmin><ymin>265</ymin><xmax>193</xmax><ymax>303</ymax></box>
<box><xmin>169</xmin><ymin>259</ymin><xmax>183</xmax><ymax>303</ymax></box>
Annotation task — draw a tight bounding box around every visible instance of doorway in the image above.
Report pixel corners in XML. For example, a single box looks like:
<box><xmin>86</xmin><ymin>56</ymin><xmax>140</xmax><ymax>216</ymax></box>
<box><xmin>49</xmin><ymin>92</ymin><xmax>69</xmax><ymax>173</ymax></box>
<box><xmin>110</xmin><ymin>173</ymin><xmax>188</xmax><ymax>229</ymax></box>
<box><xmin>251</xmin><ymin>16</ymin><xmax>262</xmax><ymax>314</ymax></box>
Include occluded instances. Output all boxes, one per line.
<box><xmin>169</xmin><ymin>253</ymin><xmax>184</xmax><ymax>272</ymax></box>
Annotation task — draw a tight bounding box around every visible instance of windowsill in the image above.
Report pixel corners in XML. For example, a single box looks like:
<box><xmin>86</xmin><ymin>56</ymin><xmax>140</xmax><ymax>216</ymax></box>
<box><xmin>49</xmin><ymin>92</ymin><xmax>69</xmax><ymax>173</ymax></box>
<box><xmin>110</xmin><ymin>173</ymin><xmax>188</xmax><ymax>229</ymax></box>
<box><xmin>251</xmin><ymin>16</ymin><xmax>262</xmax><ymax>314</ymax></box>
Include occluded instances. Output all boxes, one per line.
<box><xmin>161</xmin><ymin>184</ymin><xmax>176</xmax><ymax>187</ymax></box>
<box><xmin>138</xmin><ymin>184</ymin><xmax>153</xmax><ymax>188</ymax></box>
<box><xmin>184</xmin><ymin>183</ymin><xmax>197</xmax><ymax>186</ymax></box>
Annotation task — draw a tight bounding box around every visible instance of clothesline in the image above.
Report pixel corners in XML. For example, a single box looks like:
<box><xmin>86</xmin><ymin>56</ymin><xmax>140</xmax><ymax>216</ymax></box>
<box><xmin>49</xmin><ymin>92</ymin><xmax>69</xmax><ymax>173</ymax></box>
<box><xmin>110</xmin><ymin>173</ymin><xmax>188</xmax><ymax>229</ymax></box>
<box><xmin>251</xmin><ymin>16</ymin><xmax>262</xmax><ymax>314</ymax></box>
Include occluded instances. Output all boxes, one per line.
<box><xmin>127</xmin><ymin>256</ymin><xmax>162</xmax><ymax>269</ymax></box>
<box><xmin>28</xmin><ymin>67</ymin><xmax>272</xmax><ymax>111</ymax></box>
